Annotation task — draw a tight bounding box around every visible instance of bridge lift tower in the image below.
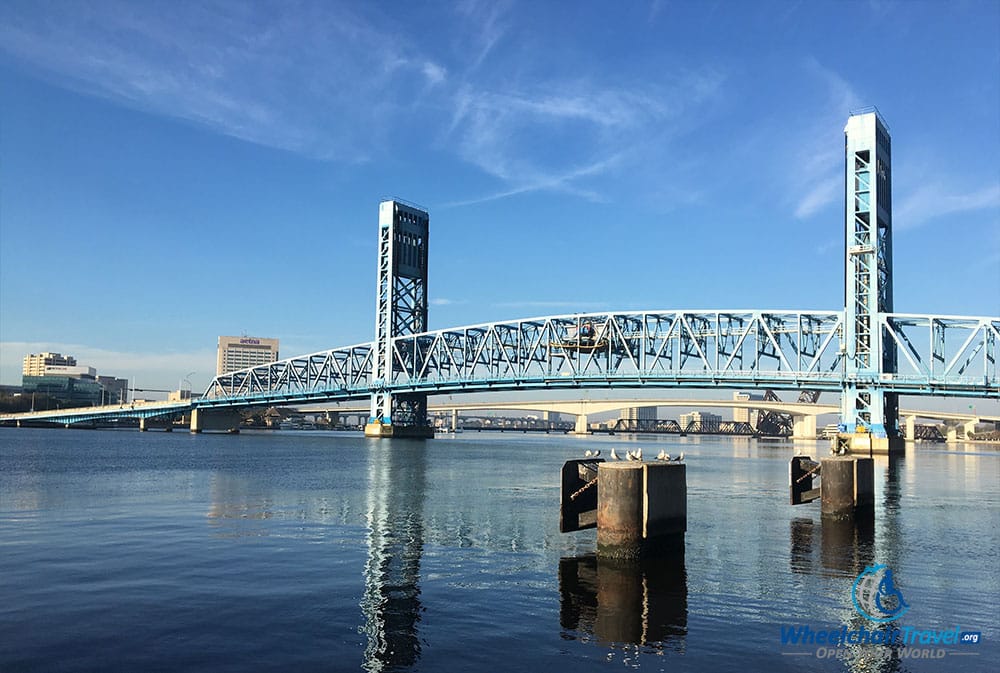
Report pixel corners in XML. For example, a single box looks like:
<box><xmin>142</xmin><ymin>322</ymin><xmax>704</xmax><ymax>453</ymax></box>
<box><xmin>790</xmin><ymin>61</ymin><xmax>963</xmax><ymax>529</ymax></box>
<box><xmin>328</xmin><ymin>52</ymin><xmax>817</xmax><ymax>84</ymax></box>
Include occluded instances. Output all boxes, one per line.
<box><xmin>365</xmin><ymin>200</ymin><xmax>435</xmax><ymax>438</ymax></box>
<box><xmin>838</xmin><ymin>108</ymin><xmax>903</xmax><ymax>453</ymax></box>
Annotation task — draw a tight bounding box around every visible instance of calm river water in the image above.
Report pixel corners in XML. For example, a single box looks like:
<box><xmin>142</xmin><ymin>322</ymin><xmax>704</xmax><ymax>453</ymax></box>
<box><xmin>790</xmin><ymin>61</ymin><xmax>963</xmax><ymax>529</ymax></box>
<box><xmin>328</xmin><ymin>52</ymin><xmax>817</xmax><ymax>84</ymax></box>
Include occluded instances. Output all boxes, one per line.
<box><xmin>0</xmin><ymin>429</ymin><xmax>996</xmax><ymax>672</ymax></box>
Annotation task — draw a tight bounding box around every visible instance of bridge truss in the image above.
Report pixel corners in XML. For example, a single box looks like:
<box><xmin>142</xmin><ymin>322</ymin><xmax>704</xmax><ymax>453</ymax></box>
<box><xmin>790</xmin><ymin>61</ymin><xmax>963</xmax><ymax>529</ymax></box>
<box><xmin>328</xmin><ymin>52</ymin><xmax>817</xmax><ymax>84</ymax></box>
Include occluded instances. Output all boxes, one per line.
<box><xmin>199</xmin><ymin>310</ymin><xmax>998</xmax><ymax>409</ymax></box>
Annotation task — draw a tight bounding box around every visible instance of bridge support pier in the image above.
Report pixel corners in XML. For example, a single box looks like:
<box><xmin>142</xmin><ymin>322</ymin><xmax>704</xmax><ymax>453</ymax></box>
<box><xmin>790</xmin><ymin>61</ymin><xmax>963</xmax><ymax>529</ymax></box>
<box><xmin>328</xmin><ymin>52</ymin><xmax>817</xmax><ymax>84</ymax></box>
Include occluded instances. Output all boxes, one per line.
<box><xmin>596</xmin><ymin>461</ymin><xmax>685</xmax><ymax>560</ymax></box>
<box><xmin>820</xmin><ymin>456</ymin><xmax>874</xmax><ymax>522</ymax></box>
<box><xmin>451</xmin><ymin>409</ymin><xmax>459</xmax><ymax>432</ymax></box>
<box><xmin>904</xmin><ymin>415</ymin><xmax>916</xmax><ymax>441</ymax></box>
<box><xmin>190</xmin><ymin>409</ymin><xmax>242</xmax><ymax>434</ymax></box>
<box><xmin>364</xmin><ymin>420</ymin><xmax>434</xmax><ymax>439</ymax></box>
<box><xmin>573</xmin><ymin>414</ymin><xmax>590</xmax><ymax>434</ymax></box>
<box><xmin>833</xmin><ymin>431</ymin><xmax>904</xmax><ymax>455</ymax></box>
<box><xmin>325</xmin><ymin>411</ymin><xmax>340</xmax><ymax>428</ymax></box>
<box><xmin>791</xmin><ymin>415</ymin><xmax>817</xmax><ymax>440</ymax></box>
<box><xmin>946</xmin><ymin>419</ymin><xmax>979</xmax><ymax>443</ymax></box>
<box><xmin>140</xmin><ymin>417</ymin><xmax>176</xmax><ymax>432</ymax></box>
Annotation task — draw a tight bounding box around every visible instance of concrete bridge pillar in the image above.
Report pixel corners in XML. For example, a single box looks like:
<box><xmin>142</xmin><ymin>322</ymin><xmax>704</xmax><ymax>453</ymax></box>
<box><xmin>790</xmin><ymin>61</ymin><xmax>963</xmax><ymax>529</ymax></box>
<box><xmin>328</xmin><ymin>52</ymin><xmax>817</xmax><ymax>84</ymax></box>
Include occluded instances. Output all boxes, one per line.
<box><xmin>574</xmin><ymin>414</ymin><xmax>590</xmax><ymax>435</ymax></box>
<box><xmin>190</xmin><ymin>408</ymin><xmax>242</xmax><ymax>433</ymax></box>
<box><xmin>141</xmin><ymin>416</ymin><xmax>177</xmax><ymax>432</ymax></box>
<box><xmin>791</xmin><ymin>415</ymin><xmax>817</xmax><ymax>440</ymax></box>
<box><xmin>451</xmin><ymin>409</ymin><xmax>459</xmax><ymax>432</ymax></box>
<box><xmin>945</xmin><ymin>420</ymin><xmax>978</xmax><ymax>443</ymax></box>
<box><xmin>904</xmin><ymin>415</ymin><xmax>916</xmax><ymax>441</ymax></box>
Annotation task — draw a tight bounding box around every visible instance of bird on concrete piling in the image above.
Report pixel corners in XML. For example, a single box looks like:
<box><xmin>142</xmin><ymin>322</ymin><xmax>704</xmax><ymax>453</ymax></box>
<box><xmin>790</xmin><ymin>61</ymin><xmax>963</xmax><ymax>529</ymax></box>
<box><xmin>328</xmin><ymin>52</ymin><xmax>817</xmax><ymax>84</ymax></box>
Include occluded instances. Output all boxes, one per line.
<box><xmin>675</xmin><ymin>452</ymin><xmax>685</xmax><ymax>462</ymax></box>
<box><xmin>610</xmin><ymin>448</ymin><xmax>620</xmax><ymax>461</ymax></box>
<box><xmin>584</xmin><ymin>449</ymin><xmax>594</xmax><ymax>457</ymax></box>
<box><xmin>656</xmin><ymin>450</ymin><xmax>670</xmax><ymax>461</ymax></box>
<box><xmin>592</xmin><ymin>449</ymin><xmax>600</xmax><ymax>457</ymax></box>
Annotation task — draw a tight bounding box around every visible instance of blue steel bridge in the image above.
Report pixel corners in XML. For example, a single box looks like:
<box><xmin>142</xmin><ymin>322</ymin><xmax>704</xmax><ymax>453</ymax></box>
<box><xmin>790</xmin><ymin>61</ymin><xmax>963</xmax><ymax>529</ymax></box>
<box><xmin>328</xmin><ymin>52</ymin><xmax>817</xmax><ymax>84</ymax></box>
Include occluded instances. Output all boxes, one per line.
<box><xmin>2</xmin><ymin>110</ymin><xmax>998</xmax><ymax>444</ymax></box>
<box><xmin>200</xmin><ymin>309</ymin><xmax>997</xmax><ymax>405</ymax></box>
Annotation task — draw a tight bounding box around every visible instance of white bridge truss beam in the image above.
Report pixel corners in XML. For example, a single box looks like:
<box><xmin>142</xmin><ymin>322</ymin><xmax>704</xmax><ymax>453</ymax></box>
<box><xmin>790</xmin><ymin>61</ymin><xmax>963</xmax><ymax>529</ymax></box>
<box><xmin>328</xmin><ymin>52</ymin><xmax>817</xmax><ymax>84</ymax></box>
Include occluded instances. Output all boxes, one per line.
<box><xmin>199</xmin><ymin>310</ymin><xmax>999</xmax><ymax>407</ymax></box>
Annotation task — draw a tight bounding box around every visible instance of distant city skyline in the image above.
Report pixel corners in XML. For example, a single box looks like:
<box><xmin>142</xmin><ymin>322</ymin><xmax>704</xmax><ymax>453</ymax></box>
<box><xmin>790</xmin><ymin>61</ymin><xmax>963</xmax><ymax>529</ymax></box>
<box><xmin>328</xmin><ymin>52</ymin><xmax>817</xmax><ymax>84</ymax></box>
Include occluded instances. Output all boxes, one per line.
<box><xmin>1</xmin><ymin>1</ymin><xmax>998</xmax><ymax>399</ymax></box>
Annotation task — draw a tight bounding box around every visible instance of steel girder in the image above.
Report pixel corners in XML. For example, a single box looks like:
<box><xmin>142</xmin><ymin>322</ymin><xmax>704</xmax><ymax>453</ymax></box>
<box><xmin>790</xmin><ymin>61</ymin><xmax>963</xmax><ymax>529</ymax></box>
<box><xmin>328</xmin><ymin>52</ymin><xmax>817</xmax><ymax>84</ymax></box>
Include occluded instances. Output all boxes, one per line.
<box><xmin>195</xmin><ymin>310</ymin><xmax>999</xmax><ymax>409</ymax></box>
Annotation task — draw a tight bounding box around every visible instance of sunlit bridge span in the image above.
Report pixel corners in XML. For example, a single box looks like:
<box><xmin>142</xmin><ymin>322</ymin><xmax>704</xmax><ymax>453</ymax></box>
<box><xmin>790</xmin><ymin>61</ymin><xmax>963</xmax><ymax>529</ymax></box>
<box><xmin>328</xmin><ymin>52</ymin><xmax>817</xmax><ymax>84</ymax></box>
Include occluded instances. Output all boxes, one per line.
<box><xmin>201</xmin><ymin>310</ymin><xmax>997</xmax><ymax>403</ymax></box>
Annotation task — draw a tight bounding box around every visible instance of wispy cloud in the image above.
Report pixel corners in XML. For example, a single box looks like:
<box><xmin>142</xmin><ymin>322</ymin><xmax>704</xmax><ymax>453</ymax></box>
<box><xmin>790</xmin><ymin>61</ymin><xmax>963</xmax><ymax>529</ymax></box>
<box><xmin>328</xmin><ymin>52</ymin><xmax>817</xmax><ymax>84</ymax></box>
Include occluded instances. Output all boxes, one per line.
<box><xmin>795</xmin><ymin>176</ymin><xmax>841</xmax><ymax>219</ymax></box>
<box><xmin>443</xmin><ymin>69</ymin><xmax>725</xmax><ymax>206</ymax></box>
<box><xmin>454</xmin><ymin>0</ymin><xmax>512</xmax><ymax>72</ymax></box>
<box><xmin>422</xmin><ymin>61</ymin><xmax>447</xmax><ymax>86</ymax></box>
<box><xmin>815</xmin><ymin>237</ymin><xmax>841</xmax><ymax>255</ymax></box>
<box><xmin>895</xmin><ymin>183</ymin><xmax>1000</xmax><ymax>230</ymax></box>
<box><xmin>788</xmin><ymin>60</ymin><xmax>864</xmax><ymax>220</ymax></box>
<box><xmin>0</xmin><ymin>2</ymin><xmax>443</xmax><ymax>161</ymax></box>
<box><xmin>0</xmin><ymin>1</ymin><xmax>726</xmax><ymax>209</ymax></box>
<box><xmin>430</xmin><ymin>298</ymin><xmax>467</xmax><ymax>306</ymax></box>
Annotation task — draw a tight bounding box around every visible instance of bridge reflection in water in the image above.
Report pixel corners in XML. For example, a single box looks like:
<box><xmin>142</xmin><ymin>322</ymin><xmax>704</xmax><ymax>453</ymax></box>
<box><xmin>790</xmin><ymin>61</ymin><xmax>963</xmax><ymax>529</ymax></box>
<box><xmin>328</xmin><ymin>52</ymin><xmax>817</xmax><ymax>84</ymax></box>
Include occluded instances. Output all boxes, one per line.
<box><xmin>558</xmin><ymin>553</ymin><xmax>687</xmax><ymax>652</ymax></box>
<box><xmin>359</xmin><ymin>441</ymin><xmax>427</xmax><ymax>672</ymax></box>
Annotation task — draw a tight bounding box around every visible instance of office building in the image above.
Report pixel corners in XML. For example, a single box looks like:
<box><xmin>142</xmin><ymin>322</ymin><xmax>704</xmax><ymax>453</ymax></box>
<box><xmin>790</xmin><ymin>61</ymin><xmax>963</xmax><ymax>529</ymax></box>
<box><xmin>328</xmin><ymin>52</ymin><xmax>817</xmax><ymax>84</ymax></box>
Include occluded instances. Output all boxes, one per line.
<box><xmin>733</xmin><ymin>391</ymin><xmax>764</xmax><ymax>428</ymax></box>
<box><xmin>21</xmin><ymin>352</ymin><xmax>128</xmax><ymax>405</ymax></box>
<box><xmin>22</xmin><ymin>352</ymin><xmax>77</xmax><ymax>376</ymax></box>
<box><xmin>21</xmin><ymin>375</ymin><xmax>107</xmax><ymax>406</ymax></box>
<box><xmin>679</xmin><ymin>411</ymin><xmax>721</xmax><ymax>429</ymax></box>
<box><xmin>217</xmin><ymin>336</ymin><xmax>280</xmax><ymax>375</ymax></box>
<box><xmin>620</xmin><ymin>406</ymin><xmax>658</xmax><ymax>422</ymax></box>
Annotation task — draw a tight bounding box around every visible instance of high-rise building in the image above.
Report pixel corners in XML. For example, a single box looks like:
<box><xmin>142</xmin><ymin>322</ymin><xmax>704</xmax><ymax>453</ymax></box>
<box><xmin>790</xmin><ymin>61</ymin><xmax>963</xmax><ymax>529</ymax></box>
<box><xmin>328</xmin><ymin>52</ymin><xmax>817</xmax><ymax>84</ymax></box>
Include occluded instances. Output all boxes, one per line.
<box><xmin>22</xmin><ymin>352</ymin><xmax>77</xmax><ymax>376</ymax></box>
<box><xmin>733</xmin><ymin>391</ymin><xmax>764</xmax><ymax>427</ymax></box>
<box><xmin>679</xmin><ymin>411</ymin><xmax>721</xmax><ymax>429</ymax></box>
<box><xmin>217</xmin><ymin>336</ymin><xmax>280</xmax><ymax>375</ymax></box>
<box><xmin>620</xmin><ymin>406</ymin><xmax>657</xmax><ymax>422</ymax></box>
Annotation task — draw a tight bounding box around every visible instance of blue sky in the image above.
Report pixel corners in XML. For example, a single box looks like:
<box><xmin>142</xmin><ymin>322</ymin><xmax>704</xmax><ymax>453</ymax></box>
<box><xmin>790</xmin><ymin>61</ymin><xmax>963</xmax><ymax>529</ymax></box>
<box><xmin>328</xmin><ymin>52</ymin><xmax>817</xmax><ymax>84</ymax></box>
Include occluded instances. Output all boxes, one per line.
<box><xmin>1</xmin><ymin>0</ymin><xmax>998</xmax><ymax>394</ymax></box>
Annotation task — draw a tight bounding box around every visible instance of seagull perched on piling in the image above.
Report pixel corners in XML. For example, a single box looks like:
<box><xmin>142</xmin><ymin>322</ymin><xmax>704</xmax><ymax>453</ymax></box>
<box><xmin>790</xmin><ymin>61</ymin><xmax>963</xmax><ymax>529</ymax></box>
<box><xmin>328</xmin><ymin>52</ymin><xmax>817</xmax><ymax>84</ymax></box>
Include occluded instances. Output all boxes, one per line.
<box><xmin>657</xmin><ymin>450</ymin><xmax>670</xmax><ymax>461</ymax></box>
<box><xmin>675</xmin><ymin>452</ymin><xmax>685</xmax><ymax>462</ymax></box>
<box><xmin>627</xmin><ymin>448</ymin><xmax>643</xmax><ymax>461</ymax></box>
<box><xmin>610</xmin><ymin>448</ymin><xmax>620</xmax><ymax>461</ymax></box>
<box><xmin>584</xmin><ymin>449</ymin><xmax>601</xmax><ymax>458</ymax></box>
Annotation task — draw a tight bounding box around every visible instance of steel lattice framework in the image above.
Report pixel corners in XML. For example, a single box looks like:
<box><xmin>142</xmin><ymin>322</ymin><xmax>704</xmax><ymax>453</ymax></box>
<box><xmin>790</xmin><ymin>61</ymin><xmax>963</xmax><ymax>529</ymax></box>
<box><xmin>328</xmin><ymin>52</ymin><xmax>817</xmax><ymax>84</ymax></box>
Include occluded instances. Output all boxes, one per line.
<box><xmin>199</xmin><ymin>310</ymin><xmax>999</xmax><ymax>408</ymax></box>
<box><xmin>843</xmin><ymin>110</ymin><xmax>899</xmax><ymax>436</ymax></box>
<box><xmin>369</xmin><ymin>200</ymin><xmax>430</xmax><ymax>432</ymax></box>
